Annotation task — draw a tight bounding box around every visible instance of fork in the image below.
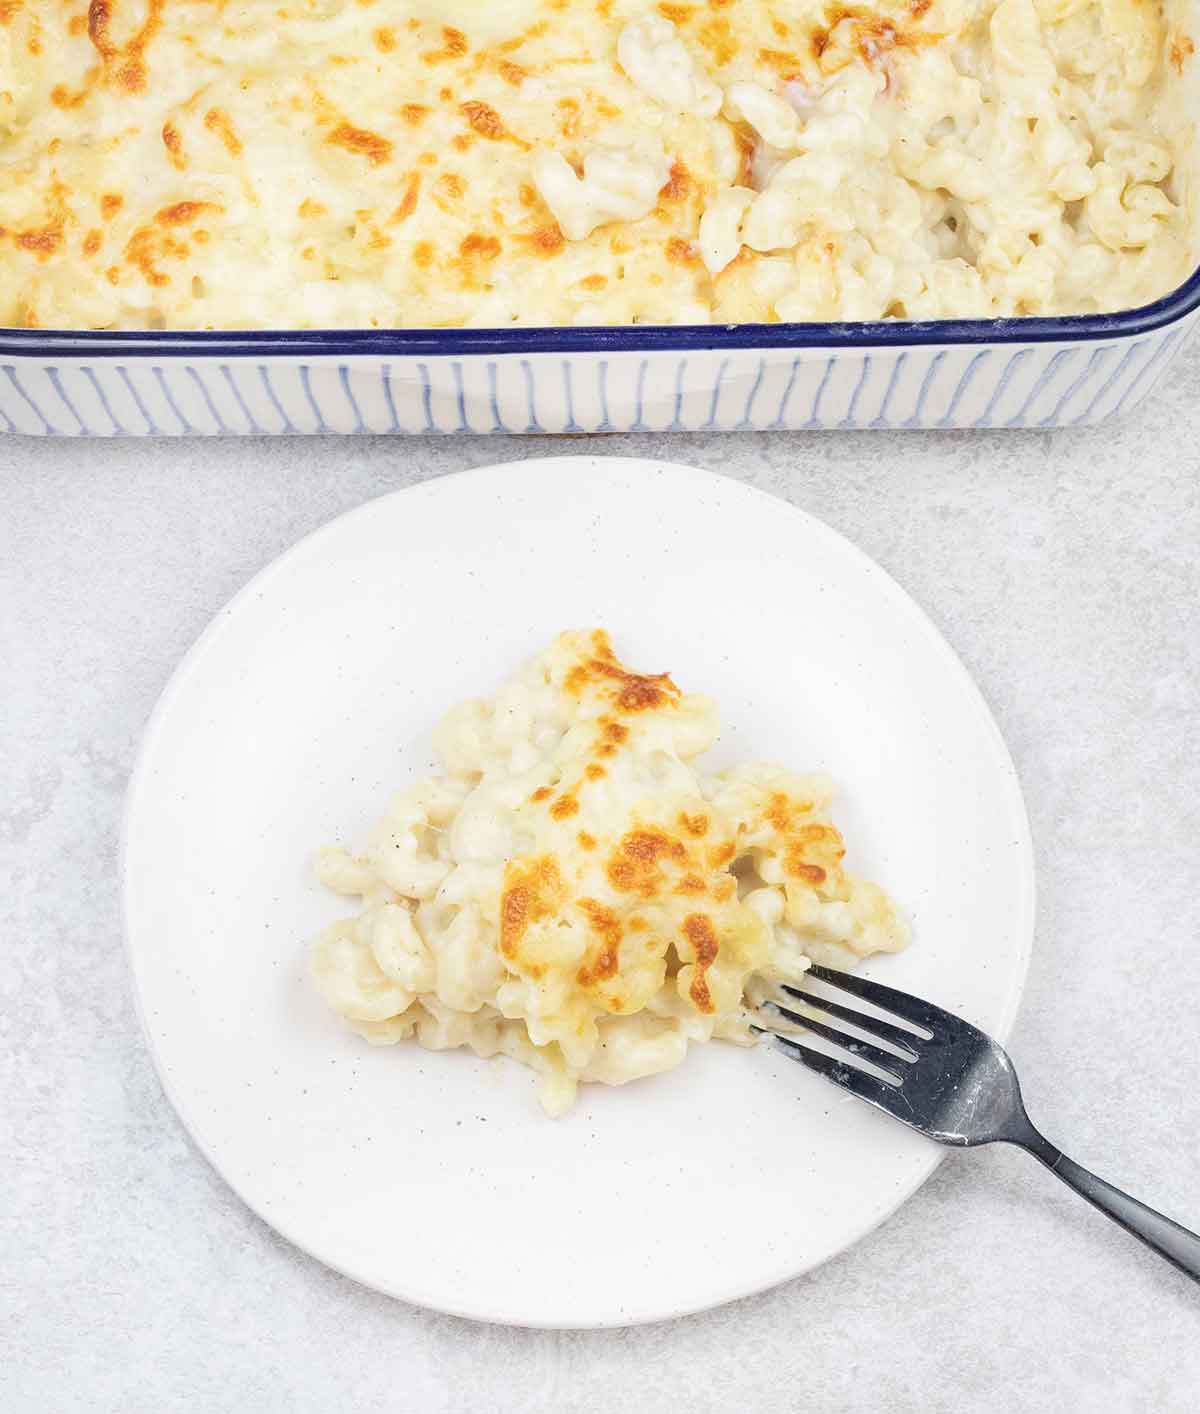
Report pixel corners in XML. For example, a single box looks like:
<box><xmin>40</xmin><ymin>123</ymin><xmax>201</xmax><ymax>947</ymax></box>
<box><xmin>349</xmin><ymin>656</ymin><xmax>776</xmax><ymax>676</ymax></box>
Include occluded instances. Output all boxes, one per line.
<box><xmin>755</xmin><ymin>963</ymin><xmax>1200</xmax><ymax>1284</ymax></box>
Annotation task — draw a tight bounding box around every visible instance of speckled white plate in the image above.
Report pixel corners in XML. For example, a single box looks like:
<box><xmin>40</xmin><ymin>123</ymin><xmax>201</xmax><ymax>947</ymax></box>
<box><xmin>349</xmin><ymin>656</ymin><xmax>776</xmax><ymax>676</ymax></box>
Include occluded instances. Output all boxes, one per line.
<box><xmin>122</xmin><ymin>455</ymin><xmax>1034</xmax><ymax>1328</ymax></box>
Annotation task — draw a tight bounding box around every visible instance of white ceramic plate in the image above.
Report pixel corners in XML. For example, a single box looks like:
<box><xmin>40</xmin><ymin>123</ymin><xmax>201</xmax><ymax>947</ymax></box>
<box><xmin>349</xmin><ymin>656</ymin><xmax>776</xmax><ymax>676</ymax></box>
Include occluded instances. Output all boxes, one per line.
<box><xmin>123</xmin><ymin>455</ymin><xmax>1034</xmax><ymax>1328</ymax></box>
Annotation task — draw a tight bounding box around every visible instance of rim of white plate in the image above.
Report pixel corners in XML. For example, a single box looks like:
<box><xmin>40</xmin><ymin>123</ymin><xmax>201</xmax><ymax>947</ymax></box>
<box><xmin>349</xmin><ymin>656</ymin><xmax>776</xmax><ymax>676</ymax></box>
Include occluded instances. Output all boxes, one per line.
<box><xmin>120</xmin><ymin>455</ymin><xmax>1036</xmax><ymax>1327</ymax></box>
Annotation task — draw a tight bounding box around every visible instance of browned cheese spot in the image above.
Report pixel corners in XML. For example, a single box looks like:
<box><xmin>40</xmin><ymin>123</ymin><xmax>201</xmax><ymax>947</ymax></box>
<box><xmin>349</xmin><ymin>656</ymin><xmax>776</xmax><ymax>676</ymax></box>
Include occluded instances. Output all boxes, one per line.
<box><xmin>758</xmin><ymin>46</ymin><xmax>802</xmax><ymax>76</ymax></box>
<box><xmin>697</xmin><ymin>17</ymin><xmax>736</xmax><ymax>65</ymax></box>
<box><xmin>88</xmin><ymin>0</ymin><xmax>166</xmax><ymax>94</ymax></box>
<box><xmin>162</xmin><ymin>121</ymin><xmax>186</xmax><ymax>171</ymax></box>
<box><xmin>390</xmin><ymin>173</ymin><xmax>421</xmax><ymax>223</ymax></box>
<box><xmin>665</xmin><ymin>236</ymin><xmax>699</xmax><ymax>264</ymax></box>
<box><xmin>765</xmin><ymin>792</ymin><xmax>794</xmax><ymax>831</ymax></box>
<box><xmin>520</xmin><ymin>222</ymin><xmax>566</xmax><ymax>257</ymax></box>
<box><xmin>576</xmin><ymin>898</ymin><xmax>623</xmax><ymax>986</ymax></box>
<box><xmin>87</xmin><ymin>0</ymin><xmax>116</xmax><ymax>59</ymax></box>
<box><xmin>205</xmin><ymin>107</ymin><xmax>243</xmax><ymax>157</ymax></box>
<box><xmin>455</xmin><ymin>233</ymin><xmax>497</xmax><ymax>265</ymax></box>
<box><xmin>607</xmin><ymin>828</ymin><xmax>687</xmax><ymax>897</ymax></box>
<box><xmin>423</xmin><ymin>24</ymin><xmax>468</xmax><ymax>63</ymax></box>
<box><xmin>16</xmin><ymin>222</ymin><xmax>64</xmax><ymax>256</ymax></box>
<box><xmin>121</xmin><ymin>201</ymin><xmax>220</xmax><ymax>286</ymax></box>
<box><xmin>328</xmin><ymin>121</ymin><xmax>393</xmax><ymax>166</ymax></box>
<box><xmin>682</xmin><ymin>913</ymin><xmax>719</xmax><ymax>1011</ymax></box>
<box><xmin>707</xmin><ymin>841</ymin><xmax>736</xmax><ymax>870</ymax></box>
<box><xmin>124</xmin><ymin>230</ymin><xmax>170</xmax><ymax>285</ymax></box>
<box><xmin>556</xmin><ymin>96</ymin><xmax>583</xmax><ymax>138</ymax></box>
<box><xmin>156</xmin><ymin>200</ymin><xmax>220</xmax><ymax>227</ymax></box>
<box><xmin>500</xmin><ymin>855</ymin><xmax>566</xmax><ymax>959</ymax></box>
<box><xmin>51</xmin><ymin>85</ymin><xmax>89</xmax><ymax>109</ymax></box>
<box><xmin>549</xmin><ymin>793</ymin><xmax>579</xmax><ymax>820</ymax></box>
<box><xmin>460</xmin><ymin>99</ymin><xmax>528</xmax><ymax>148</ymax></box>
<box><xmin>782</xmin><ymin>822</ymin><xmax>843</xmax><ymax>884</ymax></box>
<box><xmin>809</xmin><ymin>5</ymin><xmax>943</xmax><ymax>68</ymax></box>
<box><xmin>660</xmin><ymin>159</ymin><xmax>691</xmax><ymax>202</ymax></box>
<box><xmin>564</xmin><ymin>633</ymin><xmax>680</xmax><ymax>714</ymax></box>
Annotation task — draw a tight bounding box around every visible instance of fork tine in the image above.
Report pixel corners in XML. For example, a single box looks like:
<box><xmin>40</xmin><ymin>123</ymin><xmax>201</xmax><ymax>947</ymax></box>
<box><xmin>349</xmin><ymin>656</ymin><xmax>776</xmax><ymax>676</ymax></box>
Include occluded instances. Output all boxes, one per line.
<box><xmin>802</xmin><ymin>963</ymin><xmax>945</xmax><ymax>1035</ymax></box>
<box><xmin>768</xmin><ymin>1002</ymin><xmax>910</xmax><ymax>1079</ymax></box>
<box><xmin>778</xmin><ymin>985</ymin><xmax>921</xmax><ymax>1058</ymax></box>
<box><xmin>767</xmin><ymin>1031</ymin><xmax>905</xmax><ymax>1113</ymax></box>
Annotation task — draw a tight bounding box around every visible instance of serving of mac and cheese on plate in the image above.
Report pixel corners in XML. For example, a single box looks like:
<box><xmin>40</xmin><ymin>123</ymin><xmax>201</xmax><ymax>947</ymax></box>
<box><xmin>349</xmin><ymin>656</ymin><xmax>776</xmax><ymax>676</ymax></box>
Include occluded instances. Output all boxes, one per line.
<box><xmin>311</xmin><ymin>629</ymin><xmax>907</xmax><ymax>1114</ymax></box>
<box><xmin>0</xmin><ymin>0</ymin><xmax>1195</xmax><ymax>330</ymax></box>
<box><xmin>122</xmin><ymin>456</ymin><xmax>1035</xmax><ymax>1319</ymax></box>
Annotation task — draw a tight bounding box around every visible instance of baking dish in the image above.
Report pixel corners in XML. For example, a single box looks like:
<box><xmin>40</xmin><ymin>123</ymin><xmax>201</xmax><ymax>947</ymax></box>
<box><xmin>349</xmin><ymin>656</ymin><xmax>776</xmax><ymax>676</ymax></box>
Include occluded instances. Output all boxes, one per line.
<box><xmin>0</xmin><ymin>276</ymin><xmax>1195</xmax><ymax>435</ymax></box>
<box><xmin>3</xmin><ymin>0</ymin><xmax>1197</xmax><ymax>439</ymax></box>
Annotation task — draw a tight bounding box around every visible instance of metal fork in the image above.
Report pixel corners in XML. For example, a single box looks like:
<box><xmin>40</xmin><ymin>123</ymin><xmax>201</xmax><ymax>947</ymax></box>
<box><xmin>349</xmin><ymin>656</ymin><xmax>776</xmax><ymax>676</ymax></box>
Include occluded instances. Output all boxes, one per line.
<box><xmin>755</xmin><ymin>963</ymin><xmax>1200</xmax><ymax>1284</ymax></box>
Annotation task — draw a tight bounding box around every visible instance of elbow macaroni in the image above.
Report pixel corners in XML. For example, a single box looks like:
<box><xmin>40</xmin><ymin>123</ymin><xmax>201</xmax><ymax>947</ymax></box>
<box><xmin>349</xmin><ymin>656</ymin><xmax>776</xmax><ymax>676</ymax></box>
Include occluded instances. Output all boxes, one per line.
<box><xmin>0</xmin><ymin>0</ymin><xmax>1192</xmax><ymax>329</ymax></box>
<box><xmin>310</xmin><ymin>631</ymin><xmax>908</xmax><ymax>1115</ymax></box>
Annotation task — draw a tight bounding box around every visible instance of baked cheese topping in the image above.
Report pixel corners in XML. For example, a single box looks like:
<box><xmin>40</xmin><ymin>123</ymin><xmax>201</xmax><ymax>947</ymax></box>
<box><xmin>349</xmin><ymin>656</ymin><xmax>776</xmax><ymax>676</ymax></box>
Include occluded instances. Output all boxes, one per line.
<box><xmin>310</xmin><ymin>630</ymin><xmax>907</xmax><ymax>1115</ymax></box>
<box><xmin>1</xmin><ymin>0</ymin><xmax>1191</xmax><ymax>326</ymax></box>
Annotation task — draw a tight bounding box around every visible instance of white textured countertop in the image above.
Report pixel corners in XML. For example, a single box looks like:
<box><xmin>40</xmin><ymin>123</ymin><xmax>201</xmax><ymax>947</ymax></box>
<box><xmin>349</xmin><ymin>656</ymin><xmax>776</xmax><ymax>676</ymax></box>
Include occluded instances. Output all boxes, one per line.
<box><xmin>5</xmin><ymin>349</ymin><xmax>1200</xmax><ymax>1412</ymax></box>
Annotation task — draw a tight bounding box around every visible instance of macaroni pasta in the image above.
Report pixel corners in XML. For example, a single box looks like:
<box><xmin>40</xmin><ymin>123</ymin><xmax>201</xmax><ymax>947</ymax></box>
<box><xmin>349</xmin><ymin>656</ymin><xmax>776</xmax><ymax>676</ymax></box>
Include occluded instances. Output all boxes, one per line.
<box><xmin>310</xmin><ymin>631</ymin><xmax>907</xmax><ymax>1114</ymax></box>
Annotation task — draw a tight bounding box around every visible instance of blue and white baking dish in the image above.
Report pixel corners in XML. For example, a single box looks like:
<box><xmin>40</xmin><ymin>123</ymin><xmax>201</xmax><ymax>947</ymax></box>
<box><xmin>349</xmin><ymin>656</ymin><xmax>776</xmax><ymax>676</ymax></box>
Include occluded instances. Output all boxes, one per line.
<box><xmin>1</xmin><ymin>273</ymin><xmax>1197</xmax><ymax>436</ymax></box>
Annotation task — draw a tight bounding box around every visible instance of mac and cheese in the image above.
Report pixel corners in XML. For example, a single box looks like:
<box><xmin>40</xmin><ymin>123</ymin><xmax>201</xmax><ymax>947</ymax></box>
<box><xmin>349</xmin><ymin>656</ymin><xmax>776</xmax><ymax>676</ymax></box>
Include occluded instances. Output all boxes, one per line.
<box><xmin>0</xmin><ymin>0</ymin><xmax>1193</xmax><ymax>328</ymax></box>
<box><xmin>310</xmin><ymin>631</ymin><xmax>907</xmax><ymax>1114</ymax></box>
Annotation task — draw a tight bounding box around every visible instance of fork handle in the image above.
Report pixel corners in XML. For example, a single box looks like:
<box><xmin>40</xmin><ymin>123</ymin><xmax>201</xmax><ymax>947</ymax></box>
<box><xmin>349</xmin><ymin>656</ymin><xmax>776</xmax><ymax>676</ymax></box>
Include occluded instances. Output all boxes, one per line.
<box><xmin>1023</xmin><ymin>1135</ymin><xmax>1200</xmax><ymax>1284</ymax></box>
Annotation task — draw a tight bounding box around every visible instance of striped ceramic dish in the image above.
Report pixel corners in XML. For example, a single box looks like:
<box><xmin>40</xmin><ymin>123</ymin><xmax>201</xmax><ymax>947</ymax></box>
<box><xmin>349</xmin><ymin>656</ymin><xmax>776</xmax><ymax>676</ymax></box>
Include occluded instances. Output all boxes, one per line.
<box><xmin>1</xmin><ymin>273</ymin><xmax>1196</xmax><ymax>435</ymax></box>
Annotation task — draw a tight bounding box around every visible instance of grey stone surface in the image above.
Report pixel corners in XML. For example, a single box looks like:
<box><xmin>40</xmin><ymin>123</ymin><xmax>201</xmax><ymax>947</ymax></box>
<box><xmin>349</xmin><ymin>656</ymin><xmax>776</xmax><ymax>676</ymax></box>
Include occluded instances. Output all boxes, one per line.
<box><xmin>4</xmin><ymin>348</ymin><xmax>1199</xmax><ymax>1413</ymax></box>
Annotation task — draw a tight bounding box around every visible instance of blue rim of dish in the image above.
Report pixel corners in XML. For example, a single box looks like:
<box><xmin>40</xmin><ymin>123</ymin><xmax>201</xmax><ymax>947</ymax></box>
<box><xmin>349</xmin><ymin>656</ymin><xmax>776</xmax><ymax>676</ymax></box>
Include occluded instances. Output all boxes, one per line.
<box><xmin>3</xmin><ymin>261</ymin><xmax>1198</xmax><ymax>357</ymax></box>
